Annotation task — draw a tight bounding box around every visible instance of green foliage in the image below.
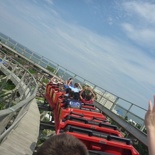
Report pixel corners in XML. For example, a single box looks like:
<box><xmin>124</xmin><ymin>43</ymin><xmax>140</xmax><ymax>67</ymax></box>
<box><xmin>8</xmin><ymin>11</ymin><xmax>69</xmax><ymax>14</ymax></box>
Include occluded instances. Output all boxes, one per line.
<box><xmin>125</xmin><ymin>116</ymin><xmax>128</xmax><ymax>121</ymax></box>
<box><xmin>143</xmin><ymin>128</ymin><xmax>147</xmax><ymax>134</ymax></box>
<box><xmin>42</xmin><ymin>78</ymin><xmax>49</xmax><ymax>84</ymax></box>
<box><xmin>29</xmin><ymin>68</ymin><xmax>37</xmax><ymax>74</ymax></box>
<box><xmin>133</xmin><ymin>143</ymin><xmax>148</xmax><ymax>155</ymax></box>
<box><xmin>37</xmin><ymin>129</ymin><xmax>55</xmax><ymax>145</ymax></box>
<box><xmin>37</xmin><ymin>130</ymin><xmax>48</xmax><ymax>145</ymax></box>
<box><xmin>135</xmin><ymin>123</ymin><xmax>141</xmax><ymax>129</ymax></box>
<box><xmin>46</xmin><ymin>65</ymin><xmax>55</xmax><ymax>73</ymax></box>
<box><xmin>4</xmin><ymin>80</ymin><xmax>15</xmax><ymax>90</ymax></box>
<box><xmin>43</xmin><ymin>117</ymin><xmax>50</xmax><ymax>122</ymax></box>
<box><xmin>36</xmin><ymin>97</ymin><xmax>45</xmax><ymax>102</ymax></box>
<box><xmin>0</xmin><ymin>103</ymin><xmax>5</xmax><ymax>110</ymax></box>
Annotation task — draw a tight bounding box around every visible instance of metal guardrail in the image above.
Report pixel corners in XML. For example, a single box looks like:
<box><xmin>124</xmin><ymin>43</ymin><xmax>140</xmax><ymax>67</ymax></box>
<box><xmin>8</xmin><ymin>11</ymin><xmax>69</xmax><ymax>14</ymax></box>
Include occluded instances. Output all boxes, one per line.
<box><xmin>0</xmin><ymin>50</ymin><xmax>38</xmax><ymax>143</ymax></box>
<box><xmin>0</xmin><ymin>33</ymin><xmax>147</xmax><ymax>134</ymax></box>
<box><xmin>94</xmin><ymin>101</ymin><xmax>147</xmax><ymax>146</ymax></box>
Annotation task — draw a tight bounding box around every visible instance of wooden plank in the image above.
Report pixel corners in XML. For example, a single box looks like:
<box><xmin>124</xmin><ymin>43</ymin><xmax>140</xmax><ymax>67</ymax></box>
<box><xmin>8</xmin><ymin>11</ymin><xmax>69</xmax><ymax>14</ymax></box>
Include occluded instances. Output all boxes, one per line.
<box><xmin>0</xmin><ymin>99</ymin><xmax>40</xmax><ymax>155</ymax></box>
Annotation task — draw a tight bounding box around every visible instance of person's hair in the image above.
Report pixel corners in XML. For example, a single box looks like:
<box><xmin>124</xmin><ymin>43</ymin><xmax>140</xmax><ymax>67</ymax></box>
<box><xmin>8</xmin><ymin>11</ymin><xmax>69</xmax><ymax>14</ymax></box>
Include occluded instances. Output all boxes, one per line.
<box><xmin>69</xmin><ymin>91</ymin><xmax>75</xmax><ymax>98</ymax></box>
<box><xmin>74</xmin><ymin>92</ymin><xmax>80</xmax><ymax>100</ymax></box>
<box><xmin>81</xmin><ymin>91</ymin><xmax>86</xmax><ymax>99</ymax></box>
<box><xmin>85</xmin><ymin>94</ymin><xmax>91</xmax><ymax>101</ymax></box>
<box><xmin>65</xmin><ymin>88</ymin><xmax>71</xmax><ymax>94</ymax></box>
<box><xmin>74</xmin><ymin>83</ymin><xmax>79</xmax><ymax>88</ymax></box>
<box><xmin>36</xmin><ymin>133</ymin><xmax>88</xmax><ymax>155</ymax></box>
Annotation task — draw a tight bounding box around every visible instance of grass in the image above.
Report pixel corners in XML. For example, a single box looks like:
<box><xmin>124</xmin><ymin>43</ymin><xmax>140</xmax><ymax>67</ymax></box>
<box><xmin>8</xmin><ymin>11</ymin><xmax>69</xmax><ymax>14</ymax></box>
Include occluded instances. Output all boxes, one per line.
<box><xmin>29</xmin><ymin>68</ymin><xmax>37</xmax><ymax>74</ymax></box>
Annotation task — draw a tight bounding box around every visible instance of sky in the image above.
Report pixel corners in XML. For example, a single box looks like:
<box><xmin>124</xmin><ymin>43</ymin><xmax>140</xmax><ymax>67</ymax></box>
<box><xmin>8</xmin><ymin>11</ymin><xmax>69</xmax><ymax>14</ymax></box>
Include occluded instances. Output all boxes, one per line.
<box><xmin>0</xmin><ymin>0</ymin><xmax>155</xmax><ymax>113</ymax></box>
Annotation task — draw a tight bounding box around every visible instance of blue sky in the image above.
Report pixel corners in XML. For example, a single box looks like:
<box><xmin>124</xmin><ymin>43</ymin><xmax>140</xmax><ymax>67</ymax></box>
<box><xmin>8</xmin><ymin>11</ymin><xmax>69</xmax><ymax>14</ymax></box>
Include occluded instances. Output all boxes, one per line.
<box><xmin>0</xmin><ymin>0</ymin><xmax>155</xmax><ymax>111</ymax></box>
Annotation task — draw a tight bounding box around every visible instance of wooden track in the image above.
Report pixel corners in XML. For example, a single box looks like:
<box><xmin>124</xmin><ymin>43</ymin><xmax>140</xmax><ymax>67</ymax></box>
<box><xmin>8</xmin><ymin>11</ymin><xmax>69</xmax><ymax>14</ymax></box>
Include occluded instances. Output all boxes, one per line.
<box><xmin>0</xmin><ymin>99</ymin><xmax>40</xmax><ymax>155</ymax></box>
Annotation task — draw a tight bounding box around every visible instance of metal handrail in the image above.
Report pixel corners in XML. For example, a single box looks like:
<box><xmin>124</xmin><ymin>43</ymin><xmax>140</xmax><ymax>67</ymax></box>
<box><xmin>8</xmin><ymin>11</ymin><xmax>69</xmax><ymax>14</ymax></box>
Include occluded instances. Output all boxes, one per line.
<box><xmin>0</xmin><ymin>50</ymin><xmax>38</xmax><ymax>143</ymax></box>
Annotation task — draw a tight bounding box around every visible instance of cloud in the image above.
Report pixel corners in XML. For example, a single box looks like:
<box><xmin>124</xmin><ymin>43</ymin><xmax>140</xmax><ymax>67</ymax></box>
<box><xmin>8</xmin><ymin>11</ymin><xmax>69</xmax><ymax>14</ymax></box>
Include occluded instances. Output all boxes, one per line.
<box><xmin>123</xmin><ymin>1</ymin><xmax>155</xmax><ymax>24</ymax></box>
<box><xmin>44</xmin><ymin>0</ymin><xmax>54</xmax><ymax>5</ymax></box>
<box><xmin>122</xmin><ymin>23</ymin><xmax>155</xmax><ymax>48</ymax></box>
<box><xmin>121</xmin><ymin>1</ymin><xmax>155</xmax><ymax>50</ymax></box>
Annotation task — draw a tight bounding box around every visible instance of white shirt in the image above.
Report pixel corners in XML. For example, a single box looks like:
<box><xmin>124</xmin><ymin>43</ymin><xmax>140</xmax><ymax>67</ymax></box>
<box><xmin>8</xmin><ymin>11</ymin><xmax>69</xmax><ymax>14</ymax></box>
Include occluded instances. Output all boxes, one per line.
<box><xmin>69</xmin><ymin>86</ymin><xmax>80</xmax><ymax>93</ymax></box>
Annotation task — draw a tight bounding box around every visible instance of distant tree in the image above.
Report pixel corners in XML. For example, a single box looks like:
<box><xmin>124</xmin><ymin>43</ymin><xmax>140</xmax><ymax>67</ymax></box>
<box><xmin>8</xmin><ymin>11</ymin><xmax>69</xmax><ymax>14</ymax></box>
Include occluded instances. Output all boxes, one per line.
<box><xmin>136</xmin><ymin>123</ymin><xmax>141</xmax><ymax>129</ymax></box>
<box><xmin>46</xmin><ymin>66</ymin><xmax>55</xmax><ymax>73</ymax></box>
<box><xmin>125</xmin><ymin>116</ymin><xmax>128</xmax><ymax>121</ymax></box>
<box><xmin>143</xmin><ymin>128</ymin><xmax>147</xmax><ymax>134</ymax></box>
<box><xmin>46</xmin><ymin>65</ymin><xmax>59</xmax><ymax>76</ymax></box>
<box><xmin>133</xmin><ymin>143</ymin><xmax>148</xmax><ymax>155</ymax></box>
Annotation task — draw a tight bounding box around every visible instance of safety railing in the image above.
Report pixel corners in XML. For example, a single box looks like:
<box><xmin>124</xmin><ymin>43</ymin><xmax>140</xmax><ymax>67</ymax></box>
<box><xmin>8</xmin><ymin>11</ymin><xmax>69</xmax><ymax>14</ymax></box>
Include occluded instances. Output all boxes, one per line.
<box><xmin>0</xmin><ymin>49</ymin><xmax>38</xmax><ymax>143</ymax></box>
<box><xmin>0</xmin><ymin>33</ymin><xmax>147</xmax><ymax>134</ymax></box>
